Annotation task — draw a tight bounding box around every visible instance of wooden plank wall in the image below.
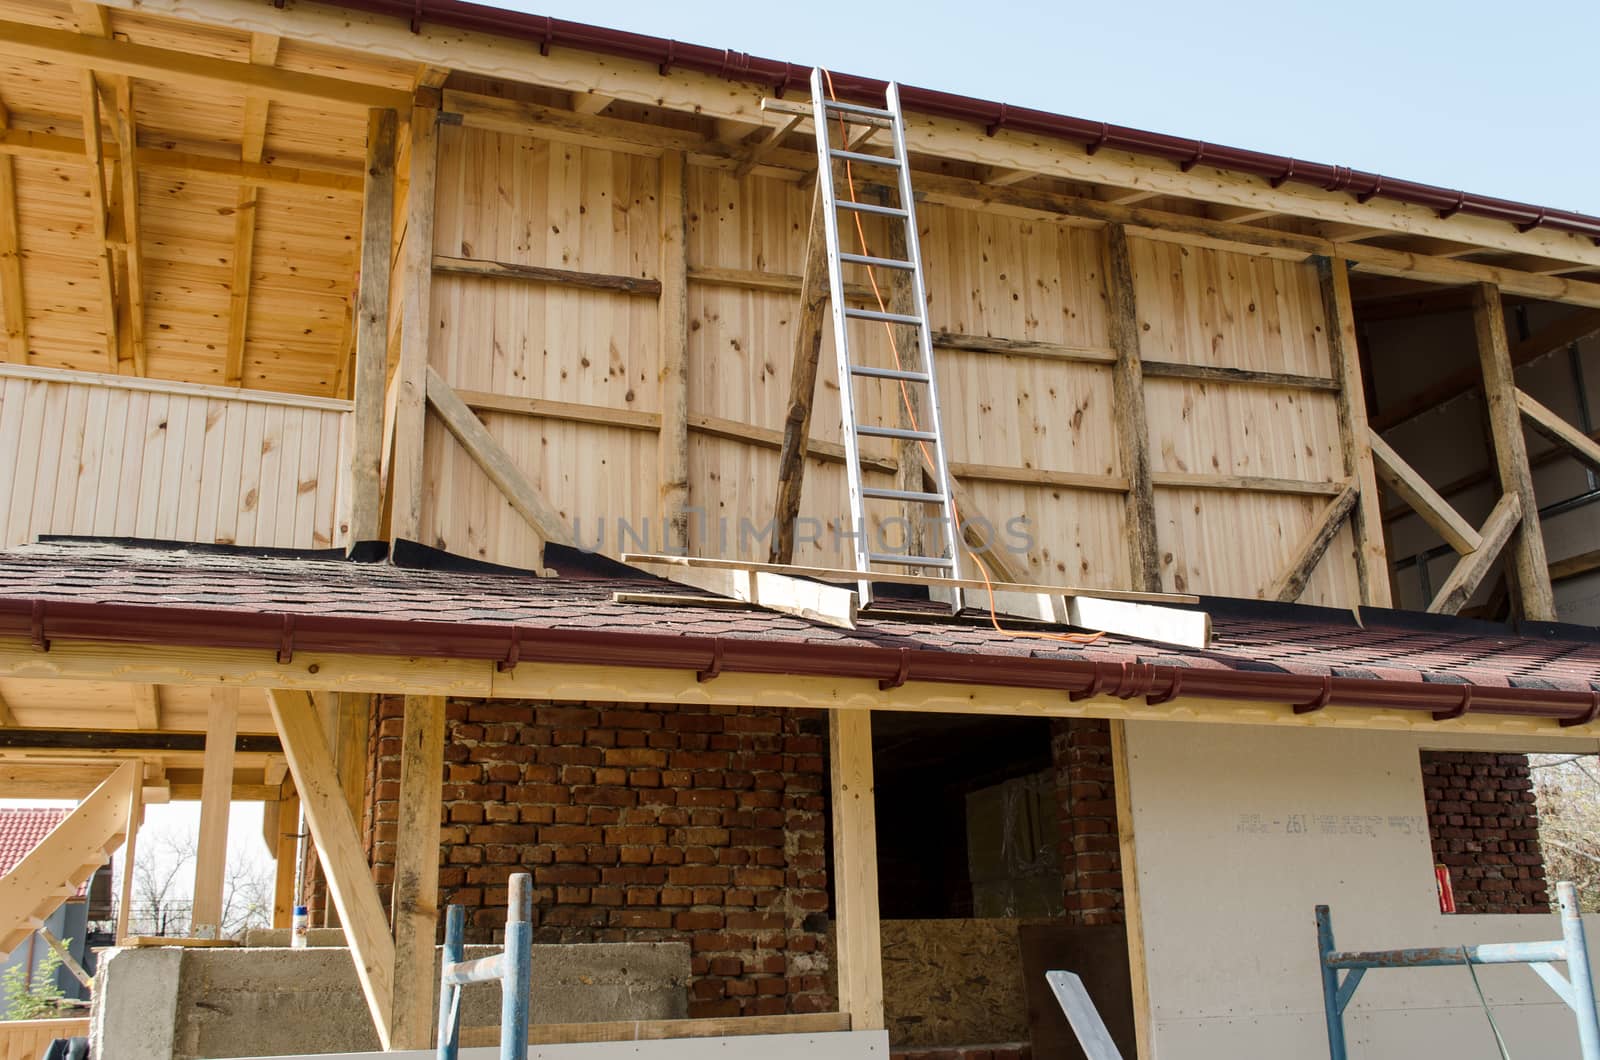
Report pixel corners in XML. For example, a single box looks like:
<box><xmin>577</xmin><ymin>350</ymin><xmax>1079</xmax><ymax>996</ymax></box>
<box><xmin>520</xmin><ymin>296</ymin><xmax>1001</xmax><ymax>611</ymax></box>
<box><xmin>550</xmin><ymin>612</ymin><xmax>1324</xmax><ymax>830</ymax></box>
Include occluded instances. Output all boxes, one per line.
<box><xmin>0</xmin><ymin>365</ymin><xmax>350</xmax><ymax>549</ymax></box>
<box><xmin>419</xmin><ymin>123</ymin><xmax>1360</xmax><ymax>604</ymax></box>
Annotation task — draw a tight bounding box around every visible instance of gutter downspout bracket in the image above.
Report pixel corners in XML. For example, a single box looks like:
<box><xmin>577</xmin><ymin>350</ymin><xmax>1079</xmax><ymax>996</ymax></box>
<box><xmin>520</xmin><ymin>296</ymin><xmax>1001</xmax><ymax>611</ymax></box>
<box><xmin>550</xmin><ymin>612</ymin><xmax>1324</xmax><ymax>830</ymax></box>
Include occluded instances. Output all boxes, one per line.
<box><xmin>1294</xmin><ymin>675</ymin><xmax>1334</xmax><ymax>715</ymax></box>
<box><xmin>497</xmin><ymin>627</ymin><xmax>522</xmax><ymax>674</ymax></box>
<box><xmin>696</xmin><ymin>640</ymin><xmax>724</xmax><ymax>683</ymax></box>
<box><xmin>30</xmin><ymin>600</ymin><xmax>48</xmax><ymax>652</ymax></box>
<box><xmin>1432</xmin><ymin>685</ymin><xmax>1473</xmax><ymax>722</ymax></box>
<box><xmin>1560</xmin><ymin>691</ymin><xmax>1600</xmax><ymax>729</ymax></box>
<box><xmin>878</xmin><ymin>648</ymin><xmax>911</xmax><ymax>691</ymax></box>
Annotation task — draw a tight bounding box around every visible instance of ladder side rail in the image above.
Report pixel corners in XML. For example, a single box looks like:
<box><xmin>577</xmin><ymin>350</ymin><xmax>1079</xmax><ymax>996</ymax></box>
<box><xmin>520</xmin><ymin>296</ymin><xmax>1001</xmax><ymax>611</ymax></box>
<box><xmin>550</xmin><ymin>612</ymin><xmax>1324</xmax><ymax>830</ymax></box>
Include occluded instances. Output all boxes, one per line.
<box><xmin>811</xmin><ymin>67</ymin><xmax>875</xmax><ymax>602</ymax></box>
<box><xmin>887</xmin><ymin>81</ymin><xmax>966</xmax><ymax>609</ymax></box>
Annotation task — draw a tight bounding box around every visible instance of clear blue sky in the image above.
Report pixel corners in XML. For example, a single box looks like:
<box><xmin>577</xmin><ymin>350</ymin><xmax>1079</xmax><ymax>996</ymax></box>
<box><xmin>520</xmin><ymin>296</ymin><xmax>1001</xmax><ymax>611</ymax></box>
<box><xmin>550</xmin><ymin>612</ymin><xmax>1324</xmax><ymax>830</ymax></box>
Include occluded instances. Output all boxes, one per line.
<box><xmin>488</xmin><ymin>0</ymin><xmax>1599</xmax><ymax>214</ymax></box>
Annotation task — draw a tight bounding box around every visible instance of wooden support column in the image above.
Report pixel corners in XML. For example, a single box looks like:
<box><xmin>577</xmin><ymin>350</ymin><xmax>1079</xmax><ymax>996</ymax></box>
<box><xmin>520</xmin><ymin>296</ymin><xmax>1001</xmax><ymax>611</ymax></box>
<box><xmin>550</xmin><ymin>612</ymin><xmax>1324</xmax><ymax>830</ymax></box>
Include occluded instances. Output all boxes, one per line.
<box><xmin>1109</xmin><ymin>721</ymin><xmax>1151</xmax><ymax>1059</ymax></box>
<box><xmin>115</xmin><ymin>760</ymin><xmax>142</xmax><ymax>942</ymax></box>
<box><xmin>1318</xmin><ymin>256</ymin><xmax>1391</xmax><ymax>606</ymax></box>
<box><xmin>266</xmin><ymin>688</ymin><xmax>395</xmax><ymax>1049</ymax></box>
<box><xmin>390</xmin><ymin>103</ymin><xmax>439</xmax><ymax>545</ymax></box>
<box><xmin>270</xmin><ymin>791</ymin><xmax>300</xmax><ymax>929</ymax></box>
<box><xmin>190</xmin><ymin>687</ymin><xmax>238</xmax><ymax>938</ymax></box>
<box><xmin>658</xmin><ymin>151</ymin><xmax>690</xmax><ymax>553</ymax></box>
<box><xmin>829</xmin><ymin>709</ymin><xmax>883</xmax><ymax>1031</ymax></box>
<box><xmin>1105</xmin><ymin>225</ymin><xmax>1161</xmax><ymax>592</ymax></box>
<box><xmin>390</xmin><ymin>694</ymin><xmax>445</xmax><ymax>1051</ymax></box>
<box><xmin>348</xmin><ymin>108</ymin><xmax>398</xmax><ymax>545</ymax></box>
<box><xmin>0</xmin><ymin>100</ymin><xmax>25</xmax><ymax>362</ymax></box>
<box><xmin>771</xmin><ymin>185</ymin><xmax>829</xmax><ymax>564</ymax></box>
<box><xmin>1472</xmin><ymin>282</ymin><xmax>1556</xmax><ymax>621</ymax></box>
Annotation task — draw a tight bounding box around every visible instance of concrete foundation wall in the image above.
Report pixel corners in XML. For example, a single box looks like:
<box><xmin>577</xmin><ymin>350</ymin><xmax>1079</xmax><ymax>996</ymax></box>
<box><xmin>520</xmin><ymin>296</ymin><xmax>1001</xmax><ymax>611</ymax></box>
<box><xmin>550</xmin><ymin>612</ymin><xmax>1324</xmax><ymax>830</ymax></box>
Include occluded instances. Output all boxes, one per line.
<box><xmin>1126</xmin><ymin>721</ymin><xmax>1600</xmax><ymax>1058</ymax></box>
<box><xmin>92</xmin><ymin>941</ymin><xmax>688</xmax><ymax>1060</ymax></box>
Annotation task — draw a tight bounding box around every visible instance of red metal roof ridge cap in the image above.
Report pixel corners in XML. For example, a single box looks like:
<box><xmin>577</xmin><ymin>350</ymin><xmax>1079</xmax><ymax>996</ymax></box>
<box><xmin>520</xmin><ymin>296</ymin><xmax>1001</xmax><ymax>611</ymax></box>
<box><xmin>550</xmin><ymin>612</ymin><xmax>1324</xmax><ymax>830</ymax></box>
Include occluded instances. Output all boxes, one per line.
<box><xmin>0</xmin><ymin>596</ymin><xmax>1594</xmax><ymax>725</ymax></box>
<box><xmin>320</xmin><ymin>0</ymin><xmax>1600</xmax><ymax>243</ymax></box>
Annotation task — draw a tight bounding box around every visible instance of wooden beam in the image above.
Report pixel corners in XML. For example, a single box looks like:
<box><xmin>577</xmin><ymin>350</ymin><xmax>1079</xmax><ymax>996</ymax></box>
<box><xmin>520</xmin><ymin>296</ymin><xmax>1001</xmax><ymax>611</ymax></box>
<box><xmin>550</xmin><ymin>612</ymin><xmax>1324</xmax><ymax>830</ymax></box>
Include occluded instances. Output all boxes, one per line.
<box><xmin>115</xmin><ymin>763</ymin><xmax>140</xmax><ymax>942</ymax></box>
<box><xmin>1473</xmin><ymin>284</ymin><xmax>1555</xmax><ymax>620</ymax></box>
<box><xmin>1372</xmin><ymin>308</ymin><xmax>1600</xmax><ymax>432</ymax></box>
<box><xmin>658</xmin><ymin>151</ymin><xmax>690</xmax><ymax>553</ymax></box>
<box><xmin>1319</xmin><ymin>256</ymin><xmax>1391</xmax><ymax>606</ymax></box>
<box><xmin>1266</xmin><ymin>486</ymin><xmax>1358</xmax><ymax>602</ymax></box>
<box><xmin>829</xmin><ymin>709</ymin><xmax>883</xmax><ymax>1031</ymax></box>
<box><xmin>107</xmin><ymin>78</ymin><xmax>146</xmax><ymax>375</ymax></box>
<box><xmin>389</xmin><ymin>694</ymin><xmax>444</xmax><ymax>1051</ymax></box>
<box><xmin>1150</xmin><ymin>471</ymin><xmax>1346</xmax><ymax>497</ymax></box>
<box><xmin>1109</xmin><ymin>721</ymin><xmax>1152</xmax><ymax>1059</ymax></box>
<box><xmin>265</xmin><ymin>688</ymin><xmax>394</xmax><ymax>1049</ymax></box>
<box><xmin>1105</xmin><ymin>225</ymin><xmax>1160</xmax><ymax>592</ymax></box>
<box><xmin>432</xmin><ymin>254</ymin><xmax>661</xmax><ymax>296</ymax></box>
<box><xmin>189</xmin><ymin>687</ymin><xmax>238</xmax><ymax>938</ymax></box>
<box><xmin>1367</xmin><ymin>430</ymin><xmax>1481</xmax><ymax>554</ymax></box>
<box><xmin>425</xmin><ymin>366</ymin><xmax>576</xmax><ymax>548</ymax></box>
<box><xmin>1428</xmin><ymin>492</ymin><xmax>1522</xmax><ymax>615</ymax></box>
<box><xmin>0</xmin><ymin>128</ymin><xmax>361</xmax><ymax>192</ymax></box>
<box><xmin>335</xmin><ymin>693</ymin><xmax>369</xmax><ymax>823</ymax></box>
<box><xmin>0</xmin><ymin>18</ymin><xmax>411</xmax><ymax>112</ymax></box>
<box><xmin>348</xmin><ymin>108</ymin><xmax>398</xmax><ymax>544</ymax></box>
<box><xmin>0</xmin><ymin>101</ymin><xmax>25</xmax><ymax>362</ymax></box>
<box><xmin>1139</xmin><ymin>360</ymin><xmax>1338</xmax><ymax>392</ymax></box>
<box><xmin>734</xmin><ymin>111</ymin><xmax>803</xmax><ymax>178</ymax></box>
<box><xmin>569</xmin><ymin>91</ymin><xmax>613</xmax><ymax>115</ymax></box>
<box><xmin>37</xmin><ymin>926</ymin><xmax>93</xmax><ymax>989</ymax></box>
<box><xmin>0</xmin><ymin>762</ymin><xmax>113</xmax><ymax>799</ymax></box>
<box><xmin>461</xmin><ymin>1012</ymin><xmax>851</xmax><ymax>1048</ymax></box>
<box><xmin>1343</xmin><ymin>244</ymin><xmax>1600</xmax><ymax>310</ymax></box>
<box><xmin>390</xmin><ymin>105</ymin><xmax>439</xmax><ymax>544</ymax></box>
<box><xmin>1551</xmin><ymin>548</ymin><xmax>1600</xmax><ymax>584</ymax></box>
<box><xmin>271</xmin><ymin>790</ymin><xmax>299</xmax><ymax>929</ymax></box>
<box><xmin>0</xmin><ymin>689</ymin><xmax>15</xmax><ymax>727</ymax></box>
<box><xmin>770</xmin><ymin>184</ymin><xmax>829</xmax><ymax>564</ymax></box>
<box><xmin>628</xmin><ymin>559</ymin><xmax>859</xmax><ymax>630</ymax></box>
<box><xmin>79</xmin><ymin>72</ymin><xmax>118</xmax><ymax>373</ymax></box>
<box><xmin>1515</xmin><ymin>388</ymin><xmax>1600</xmax><ymax>473</ymax></box>
<box><xmin>130</xmin><ymin>684</ymin><xmax>160</xmax><ymax>729</ymax></box>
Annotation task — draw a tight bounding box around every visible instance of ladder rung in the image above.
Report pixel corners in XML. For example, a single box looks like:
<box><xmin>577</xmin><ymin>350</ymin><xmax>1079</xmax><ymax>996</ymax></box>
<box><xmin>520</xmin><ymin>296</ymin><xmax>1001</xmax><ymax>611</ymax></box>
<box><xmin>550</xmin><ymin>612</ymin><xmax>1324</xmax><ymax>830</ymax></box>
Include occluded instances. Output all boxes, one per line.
<box><xmin>825</xmin><ymin>99</ymin><xmax>894</xmax><ymax>119</ymax></box>
<box><xmin>836</xmin><ymin>199</ymin><xmax>909</xmax><ymax>218</ymax></box>
<box><xmin>839</xmin><ymin>252</ymin><xmax>916</xmax><ymax>270</ymax></box>
<box><xmin>849</xmin><ymin>365</ymin><xmax>930</xmax><ymax>382</ymax></box>
<box><xmin>868</xmin><ymin>552</ymin><xmax>956</xmax><ymax>568</ymax></box>
<box><xmin>862</xmin><ymin>486</ymin><xmax>946</xmax><ymax>504</ymax></box>
<box><xmin>829</xmin><ymin>148</ymin><xmax>899</xmax><ymax>167</ymax></box>
<box><xmin>845</xmin><ymin>307</ymin><xmax>923</xmax><ymax>326</ymax></box>
<box><xmin>857</xmin><ymin>424</ymin><xmax>937</xmax><ymax>441</ymax></box>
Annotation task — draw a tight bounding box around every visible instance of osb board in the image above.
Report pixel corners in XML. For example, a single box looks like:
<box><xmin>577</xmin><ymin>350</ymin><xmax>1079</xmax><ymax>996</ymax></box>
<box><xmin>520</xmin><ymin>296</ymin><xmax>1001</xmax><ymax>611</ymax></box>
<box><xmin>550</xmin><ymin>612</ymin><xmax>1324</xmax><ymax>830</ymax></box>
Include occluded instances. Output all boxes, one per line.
<box><xmin>881</xmin><ymin>918</ymin><xmax>1052</xmax><ymax>1048</ymax></box>
<box><xmin>422</xmin><ymin>124</ymin><xmax>663</xmax><ymax>562</ymax></box>
<box><xmin>1132</xmin><ymin>236</ymin><xmax>1355</xmax><ymax>602</ymax></box>
<box><xmin>0</xmin><ymin>372</ymin><xmax>348</xmax><ymax>549</ymax></box>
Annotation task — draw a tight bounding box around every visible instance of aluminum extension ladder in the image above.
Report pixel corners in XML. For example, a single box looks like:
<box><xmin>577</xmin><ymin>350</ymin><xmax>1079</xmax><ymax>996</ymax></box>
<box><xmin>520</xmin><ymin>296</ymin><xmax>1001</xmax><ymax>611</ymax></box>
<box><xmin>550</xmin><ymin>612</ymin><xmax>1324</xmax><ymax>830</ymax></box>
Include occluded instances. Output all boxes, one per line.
<box><xmin>808</xmin><ymin>67</ymin><xmax>965</xmax><ymax>612</ymax></box>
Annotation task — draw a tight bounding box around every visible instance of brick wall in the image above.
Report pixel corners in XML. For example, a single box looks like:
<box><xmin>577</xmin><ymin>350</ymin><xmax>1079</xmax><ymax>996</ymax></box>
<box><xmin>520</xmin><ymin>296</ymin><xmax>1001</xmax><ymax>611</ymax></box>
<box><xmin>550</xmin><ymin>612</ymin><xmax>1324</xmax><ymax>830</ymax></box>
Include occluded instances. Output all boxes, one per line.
<box><xmin>1051</xmin><ymin>719</ymin><xmax>1123</xmax><ymax>925</ymax></box>
<box><xmin>367</xmin><ymin>696</ymin><xmax>834</xmax><ymax>1017</ymax></box>
<box><xmin>1421</xmin><ymin>751</ymin><xmax>1549</xmax><ymax>914</ymax></box>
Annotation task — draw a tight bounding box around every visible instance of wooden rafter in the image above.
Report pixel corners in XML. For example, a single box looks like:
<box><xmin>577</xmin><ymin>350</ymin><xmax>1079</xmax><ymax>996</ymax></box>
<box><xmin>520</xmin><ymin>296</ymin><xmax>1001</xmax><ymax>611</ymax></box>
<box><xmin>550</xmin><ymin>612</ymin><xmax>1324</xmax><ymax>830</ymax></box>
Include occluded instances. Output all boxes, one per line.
<box><xmin>770</xmin><ymin>185</ymin><xmax>829</xmax><ymax>564</ymax></box>
<box><xmin>0</xmin><ymin>127</ymin><xmax>360</xmax><ymax>192</ymax></box>
<box><xmin>1515</xmin><ymin>388</ymin><xmax>1600</xmax><ymax>473</ymax></box>
<box><xmin>78</xmin><ymin>71</ymin><xmax>119</xmax><ymax>372</ymax></box>
<box><xmin>0</xmin><ymin>99</ymin><xmax>24</xmax><ymax>362</ymax></box>
<box><xmin>1367</xmin><ymin>430</ymin><xmax>1481</xmax><ymax>554</ymax></box>
<box><xmin>129</xmin><ymin>683</ymin><xmax>160</xmax><ymax>729</ymax></box>
<box><xmin>224</xmin><ymin>33</ymin><xmax>280</xmax><ymax>388</ymax></box>
<box><xmin>0</xmin><ymin>18</ymin><xmax>411</xmax><ymax>112</ymax></box>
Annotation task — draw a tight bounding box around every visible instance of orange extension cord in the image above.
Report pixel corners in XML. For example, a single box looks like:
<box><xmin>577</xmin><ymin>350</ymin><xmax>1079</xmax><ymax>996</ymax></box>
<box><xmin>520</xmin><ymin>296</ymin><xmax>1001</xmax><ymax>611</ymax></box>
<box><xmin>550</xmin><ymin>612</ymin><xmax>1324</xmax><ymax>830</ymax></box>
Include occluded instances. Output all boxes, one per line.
<box><xmin>821</xmin><ymin>70</ymin><xmax>1100</xmax><ymax>646</ymax></box>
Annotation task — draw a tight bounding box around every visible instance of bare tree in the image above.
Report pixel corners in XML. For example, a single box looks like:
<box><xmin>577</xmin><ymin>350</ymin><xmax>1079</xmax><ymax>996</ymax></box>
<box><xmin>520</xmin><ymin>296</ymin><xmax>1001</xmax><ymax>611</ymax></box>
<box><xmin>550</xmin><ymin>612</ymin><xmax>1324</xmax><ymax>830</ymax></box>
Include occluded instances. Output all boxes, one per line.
<box><xmin>1531</xmin><ymin>753</ymin><xmax>1600</xmax><ymax>912</ymax></box>
<box><xmin>127</xmin><ymin>832</ymin><xmax>276</xmax><ymax>939</ymax></box>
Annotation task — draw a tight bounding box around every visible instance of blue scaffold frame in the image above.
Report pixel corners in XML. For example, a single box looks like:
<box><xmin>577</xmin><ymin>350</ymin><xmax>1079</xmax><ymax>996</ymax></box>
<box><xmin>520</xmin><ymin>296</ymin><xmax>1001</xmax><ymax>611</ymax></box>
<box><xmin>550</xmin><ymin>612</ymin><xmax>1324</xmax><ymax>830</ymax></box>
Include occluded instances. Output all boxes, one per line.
<box><xmin>436</xmin><ymin>871</ymin><xmax>533</xmax><ymax>1060</ymax></box>
<box><xmin>1315</xmin><ymin>880</ymin><xmax>1600</xmax><ymax>1059</ymax></box>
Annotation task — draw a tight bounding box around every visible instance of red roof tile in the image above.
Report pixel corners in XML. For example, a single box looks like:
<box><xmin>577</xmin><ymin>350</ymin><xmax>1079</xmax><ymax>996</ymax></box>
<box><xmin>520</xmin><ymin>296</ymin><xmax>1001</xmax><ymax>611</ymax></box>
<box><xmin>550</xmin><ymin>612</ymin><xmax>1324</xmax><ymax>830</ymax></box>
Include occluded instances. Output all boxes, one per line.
<box><xmin>0</xmin><ymin>807</ymin><xmax>69</xmax><ymax>876</ymax></box>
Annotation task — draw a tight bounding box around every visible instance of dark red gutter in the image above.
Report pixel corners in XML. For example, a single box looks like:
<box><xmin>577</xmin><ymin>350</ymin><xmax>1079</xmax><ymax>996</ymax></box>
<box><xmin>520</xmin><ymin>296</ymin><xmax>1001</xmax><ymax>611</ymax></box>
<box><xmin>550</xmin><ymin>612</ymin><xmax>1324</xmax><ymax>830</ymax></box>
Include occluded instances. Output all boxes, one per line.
<box><xmin>320</xmin><ymin>0</ymin><xmax>1600</xmax><ymax>245</ymax></box>
<box><xmin>3</xmin><ymin>597</ymin><xmax>1596</xmax><ymax>727</ymax></box>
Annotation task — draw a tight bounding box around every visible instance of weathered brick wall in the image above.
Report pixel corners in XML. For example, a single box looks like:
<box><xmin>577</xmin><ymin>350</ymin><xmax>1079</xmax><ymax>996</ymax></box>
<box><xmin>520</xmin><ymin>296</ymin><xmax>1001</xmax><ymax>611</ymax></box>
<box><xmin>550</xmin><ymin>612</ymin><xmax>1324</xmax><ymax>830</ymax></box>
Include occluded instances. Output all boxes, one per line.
<box><xmin>1051</xmin><ymin>719</ymin><xmax>1123</xmax><ymax>925</ymax></box>
<box><xmin>367</xmin><ymin>696</ymin><xmax>833</xmax><ymax>1017</ymax></box>
<box><xmin>1421</xmin><ymin>751</ymin><xmax>1549</xmax><ymax>914</ymax></box>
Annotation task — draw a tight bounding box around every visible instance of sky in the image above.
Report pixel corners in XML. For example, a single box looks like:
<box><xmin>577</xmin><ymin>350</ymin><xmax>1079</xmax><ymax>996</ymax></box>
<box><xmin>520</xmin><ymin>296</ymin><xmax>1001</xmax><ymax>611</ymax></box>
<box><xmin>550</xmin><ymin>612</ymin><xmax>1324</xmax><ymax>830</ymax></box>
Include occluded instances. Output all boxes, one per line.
<box><xmin>486</xmin><ymin>0</ymin><xmax>1599</xmax><ymax>215</ymax></box>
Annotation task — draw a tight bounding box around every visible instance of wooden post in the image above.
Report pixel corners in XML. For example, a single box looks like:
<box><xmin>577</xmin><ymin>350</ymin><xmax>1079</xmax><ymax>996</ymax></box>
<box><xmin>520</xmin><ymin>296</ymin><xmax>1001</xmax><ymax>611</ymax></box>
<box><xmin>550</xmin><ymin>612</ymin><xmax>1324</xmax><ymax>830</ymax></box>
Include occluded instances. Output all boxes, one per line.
<box><xmin>270</xmin><ymin>791</ymin><xmax>300</xmax><ymax>929</ymax></box>
<box><xmin>1318</xmin><ymin>256</ymin><xmax>1392</xmax><ymax>607</ymax></box>
<box><xmin>1109</xmin><ymin>720</ymin><xmax>1151</xmax><ymax>1059</ymax></box>
<box><xmin>115</xmin><ymin>761</ymin><xmax>141</xmax><ymax>942</ymax></box>
<box><xmin>390</xmin><ymin>694</ymin><xmax>445</xmax><ymax>1050</ymax></box>
<box><xmin>390</xmin><ymin>103</ymin><xmax>439</xmax><ymax>545</ymax></box>
<box><xmin>829</xmin><ymin>709</ymin><xmax>883</xmax><ymax>1031</ymax></box>
<box><xmin>189</xmin><ymin>687</ymin><xmax>237</xmax><ymax>939</ymax></box>
<box><xmin>0</xmin><ymin>100</ymin><xmax>25</xmax><ymax>362</ymax></box>
<box><xmin>1472</xmin><ymin>282</ymin><xmax>1556</xmax><ymax>621</ymax></box>
<box><xmin>658</xmin><ymin>151</ymin><xmax>690</xmax><ymax>553</ymax></box>
<box><xmin>266</xmin><ymin>688</ymin><xmax>395</xmax><ymax>1050</ymax></box>
<box><xmin>771</xmin><ymin>186</ymin><xmax>829</xmax><ymax>564</ymax></box>
<box><xmin>348</xmin><ymin>108</ymin><xmax>398</xmax><ymax>546</ymax></box>
<box><xmin>1104</xmin><ymin>225</ymin><xmax>1161</xmax><ymax>592</ymax></box>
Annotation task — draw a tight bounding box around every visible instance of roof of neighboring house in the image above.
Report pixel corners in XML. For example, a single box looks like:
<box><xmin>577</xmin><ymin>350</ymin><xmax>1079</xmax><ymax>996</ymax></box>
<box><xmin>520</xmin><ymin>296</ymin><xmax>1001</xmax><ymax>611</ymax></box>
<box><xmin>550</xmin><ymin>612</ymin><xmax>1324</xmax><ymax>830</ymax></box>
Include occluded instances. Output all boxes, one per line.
<box><xmin>0</xmin><ymin>807</ymin><xmax>69</xmax><ymax>877</ymax></box>
<box><xmin>0</xmin><ymin>538</ymin><xmax>1597</xmax><ymax>727</ymax></box>
<box><xmin>327</xmin><ymin>0</ymin><xmax>1600</xmax><ymax>245</ymax></box>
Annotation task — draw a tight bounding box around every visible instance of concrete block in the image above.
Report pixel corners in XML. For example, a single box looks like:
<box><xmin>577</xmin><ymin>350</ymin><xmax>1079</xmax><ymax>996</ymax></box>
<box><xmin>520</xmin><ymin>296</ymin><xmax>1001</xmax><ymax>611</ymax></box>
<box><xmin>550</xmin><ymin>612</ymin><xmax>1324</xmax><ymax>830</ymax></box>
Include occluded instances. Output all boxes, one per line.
<box><xmin>242</xmin><ymin>927</ymin><xmax>350</xmax><ymax>948</ymax></box>
<box><xmin>93</xmin><ymin>941</ymin><xmax>689</xmax><ymax>1060</ymax></box>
